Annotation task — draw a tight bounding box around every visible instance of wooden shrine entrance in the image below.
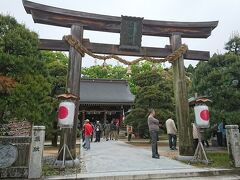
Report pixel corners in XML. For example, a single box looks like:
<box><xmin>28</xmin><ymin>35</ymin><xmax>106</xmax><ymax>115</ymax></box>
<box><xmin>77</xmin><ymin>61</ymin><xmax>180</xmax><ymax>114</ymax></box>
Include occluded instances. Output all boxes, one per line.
<box><xmin>23</xmin><ymin>0</ymin><xmax>218</xmax><ymax>158</ymax></box>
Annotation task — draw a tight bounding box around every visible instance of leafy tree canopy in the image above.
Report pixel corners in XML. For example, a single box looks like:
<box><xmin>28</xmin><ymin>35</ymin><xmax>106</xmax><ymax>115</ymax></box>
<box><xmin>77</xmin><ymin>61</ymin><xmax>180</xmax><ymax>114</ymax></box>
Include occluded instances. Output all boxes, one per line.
<box><xmin>0</xmin><ymin>15</ymin><xmax>61</xmax><ymax>130</ymax></box>
<box><xmin>225</xmin><ymin>32</ymin><xmax>240</xmax><ymax>55</ymax></box>
<box><xmin>191</xmin><ymin>53</ymin><xmax>240</xmax><ymax>125</ymax></box>
<box><xmin>0</xmin><ymin>15</ymin><xmax>39</xmax><ymax>56</ymax></box>
<box><xmin>81</xmin><ymin>65</ymin><xmax>127</xmax><ymax>80</ymax></box>
<box><xmin>124</xmin><ymin>62</ymin><xmax>175</xmax><ymax>137</ymax></box>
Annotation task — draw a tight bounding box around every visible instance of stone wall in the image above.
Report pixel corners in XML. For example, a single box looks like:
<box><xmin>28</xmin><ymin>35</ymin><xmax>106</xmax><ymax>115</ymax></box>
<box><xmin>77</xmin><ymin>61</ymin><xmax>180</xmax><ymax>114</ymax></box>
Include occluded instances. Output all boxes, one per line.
<box><xmin>0</xmin><ymin>136</ymin><xmax>31</xmax><ymax>178</ymax></box>
<box><xmin>0</xmin><ymin>124</ymin><xmax>45</xmax><ymax>178</ymax></box>
<box><xmin>0</xmin><ymin>120</ymin><xmax>32</xmax><ymax>136</ymax></box>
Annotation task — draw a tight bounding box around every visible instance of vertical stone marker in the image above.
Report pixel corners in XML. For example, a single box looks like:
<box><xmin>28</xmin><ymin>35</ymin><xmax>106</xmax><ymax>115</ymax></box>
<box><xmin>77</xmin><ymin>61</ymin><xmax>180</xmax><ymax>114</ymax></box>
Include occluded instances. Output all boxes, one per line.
<box><xmin>28</xmin><ymin>126</ymin><xmax>45</xmax><ymax>179</ymax></box>
<box><xmin>226</xmin><ymin>125</ymin><xmax>240</xmax><ymax>167</ymax></box>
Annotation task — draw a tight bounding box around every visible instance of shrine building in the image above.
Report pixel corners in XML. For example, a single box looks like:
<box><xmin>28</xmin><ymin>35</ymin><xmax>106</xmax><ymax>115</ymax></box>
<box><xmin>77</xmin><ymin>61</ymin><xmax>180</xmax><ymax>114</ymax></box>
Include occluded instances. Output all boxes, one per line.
<box><xmin>79</xmin><ymin>79</ymin><xmax>134</xmax><ymax>125</ymax></box>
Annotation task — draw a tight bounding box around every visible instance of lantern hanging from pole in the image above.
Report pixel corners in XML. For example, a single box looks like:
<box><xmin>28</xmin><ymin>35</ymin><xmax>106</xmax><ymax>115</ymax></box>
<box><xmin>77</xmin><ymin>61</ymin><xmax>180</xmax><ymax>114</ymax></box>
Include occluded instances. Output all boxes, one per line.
<box><xmin>58</xmin><ymin>101</ymin><xmax>75</xmax><ymax>127</ymax></box>
<box><xmin>194</xmin><ymin>104</ymin><xmax>210</xmax><ymax>128</ymax></box>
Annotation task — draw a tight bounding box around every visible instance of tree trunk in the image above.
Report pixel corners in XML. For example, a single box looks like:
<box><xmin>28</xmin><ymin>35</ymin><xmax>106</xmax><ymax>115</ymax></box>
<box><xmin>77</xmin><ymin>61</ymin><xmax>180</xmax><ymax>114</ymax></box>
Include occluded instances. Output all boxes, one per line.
<box><xmin>58</xmin><ymin>25</ymin><xmax>83</xmax><ymax>160</ymax></box>
<box><xmin>170</xmin><ymin>34</ymin><xmax>194</xmax><ymax>156</ymax></box>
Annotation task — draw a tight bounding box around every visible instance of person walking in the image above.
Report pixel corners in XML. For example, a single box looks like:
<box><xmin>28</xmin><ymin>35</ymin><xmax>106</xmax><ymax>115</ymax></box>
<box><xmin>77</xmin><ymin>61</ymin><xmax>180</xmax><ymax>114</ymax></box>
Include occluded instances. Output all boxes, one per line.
<box><xmin>148</xmin><ymin>109</ymin><xmax>160</xmax><ymax>159</ymax></box>
<box><xmin>83</xmin><ymin>119</ymin><xmax>93</xmax><ymax>150</ymax></box>
<box><xmin>165</xmin><ymin>118</ymin><xmax>178</xmax><ymax>150</ymax></box>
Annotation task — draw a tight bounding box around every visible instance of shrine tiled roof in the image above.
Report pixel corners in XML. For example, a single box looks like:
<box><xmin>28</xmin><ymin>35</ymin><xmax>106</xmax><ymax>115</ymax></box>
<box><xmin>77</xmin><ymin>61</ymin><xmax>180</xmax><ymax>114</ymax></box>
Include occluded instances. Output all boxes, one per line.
<box><xmin>80</xmin><ymin>79</ymin><xmax>134</xmax><ymax>105</ymax></box>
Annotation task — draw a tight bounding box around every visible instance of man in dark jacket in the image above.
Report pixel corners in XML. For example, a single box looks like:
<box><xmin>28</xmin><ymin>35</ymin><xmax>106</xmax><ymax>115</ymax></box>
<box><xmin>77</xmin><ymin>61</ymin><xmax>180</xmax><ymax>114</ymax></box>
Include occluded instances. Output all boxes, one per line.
<box><xmin>94</xmin><ymin>121</ymin><xmax>102</xmax><ymax>142</ymax></box>
<box><xmin>148</xmin><ymin>109</ymin><xmax>160</xmax><ymax>159</ymax></box>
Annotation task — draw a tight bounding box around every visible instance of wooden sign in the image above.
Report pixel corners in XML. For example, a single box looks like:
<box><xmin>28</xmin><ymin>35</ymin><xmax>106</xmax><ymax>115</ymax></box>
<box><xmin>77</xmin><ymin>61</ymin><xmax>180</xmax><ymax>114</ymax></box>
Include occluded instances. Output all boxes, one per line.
<box><xmin>120</xmin><ymin>16</ymin><xmax>143</xmax><ymax>51</ymax></box>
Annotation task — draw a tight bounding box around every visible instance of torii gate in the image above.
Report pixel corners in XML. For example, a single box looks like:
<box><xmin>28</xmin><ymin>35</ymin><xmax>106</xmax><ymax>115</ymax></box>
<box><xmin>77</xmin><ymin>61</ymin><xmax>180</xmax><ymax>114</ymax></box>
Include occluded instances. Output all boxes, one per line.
<box><xmin>23</xmin><ymin>0</ymin><xmax>218</xmax><ymax>159</ymax></box>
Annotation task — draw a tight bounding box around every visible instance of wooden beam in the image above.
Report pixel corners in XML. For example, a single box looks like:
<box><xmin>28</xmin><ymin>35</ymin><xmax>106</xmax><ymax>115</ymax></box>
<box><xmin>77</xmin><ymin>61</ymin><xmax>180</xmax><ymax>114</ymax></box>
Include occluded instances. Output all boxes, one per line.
<box><xmin>39</xmin><ymin>39</ymin><xmax>210</xmax><ymax>61</ymax></box>
<box><xmin>23</xmin><ymin>0</ymin><xmax>218</xmax><ymax>38</ymax></box>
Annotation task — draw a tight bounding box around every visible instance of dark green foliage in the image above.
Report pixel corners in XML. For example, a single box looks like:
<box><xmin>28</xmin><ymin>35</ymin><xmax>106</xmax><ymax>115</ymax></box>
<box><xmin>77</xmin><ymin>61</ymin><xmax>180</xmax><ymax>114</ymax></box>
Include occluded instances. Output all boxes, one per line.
<box><xmin>0</xmin><ymin>15</ymin><xmax>68</xmax><ymax>141</ymax></box>
<box><xmin>0</xmin><ymin>15</ymin><xmax>39</xmax><ymax>56</ymax></box>
<box><xmin>40</xmin><ymin>51</ymin><xmax>68</xmax><ymax>140</ymax></box>
<box><xmin>8</xmin><ymin>74</ymin><xmax>52</xmax><ymax>122</ymax></box>
<box><xmin>0</xmin><ymin>14</ymin><xmax>50</xmax><ymax>125</ymax></box>
<box><xmin>82</xmin><ymin>65</ymin><xmax>127</xmax><ymax>80</ymax></box>
<box><xmin>191</xmin><ymin>53</ymin><xmax>240</xmax><ymax>125</ymax></box>
<box><xmin>40</xmin><ymin>51</ymin><xmax>68</xmax><ymax>96</ymax></box>
<box><xmin>124</xmin><ymin>62</ymin><xmax>175</xmax><ymax>138</ymax></box>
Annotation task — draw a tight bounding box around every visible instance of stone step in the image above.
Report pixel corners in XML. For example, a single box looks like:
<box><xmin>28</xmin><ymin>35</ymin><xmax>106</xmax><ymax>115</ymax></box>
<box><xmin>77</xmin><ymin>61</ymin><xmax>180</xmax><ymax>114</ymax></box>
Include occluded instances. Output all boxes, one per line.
<box><xmin>46</xmin><ymin>169</ymin><xmax>240</xmax><ymax>180</ymax></box>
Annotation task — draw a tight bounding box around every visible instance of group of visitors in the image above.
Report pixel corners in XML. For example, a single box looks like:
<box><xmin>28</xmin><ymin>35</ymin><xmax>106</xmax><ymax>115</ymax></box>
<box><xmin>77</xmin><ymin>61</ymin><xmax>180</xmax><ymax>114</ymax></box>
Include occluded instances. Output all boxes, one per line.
<box><xmin>105</xmin><ymin>119</ymin><xmax>119</xmax><ymax>141</ymax></box>
<box><xmin>147</xmin><ymin>109</ymin><xmax>178</xmax><ymax>159</ymax></box>
<box><xmin>148</xmin><ymin>108</ymin><xmax>230</xmax><ymax>159</ymax></box>
<box><xmin>82</xmin><ymin>119</ymin><xmax>93</xmax><ymax>150</ymax></box>
<box><xmin>192</xmin><ymin>121</ymin><xmax>228</xmax><ymax>151</ymax></box>
<box><xmin>82</xmin><ymin>118</ymin><xmax>120</xmax><ymax>150</ymax></box>
<box><xmin>83</xmin><ymin>109</ymin><xmax>225</xmax><ymax>158</ymax></box>
<box><xmin>82</xmin><ymin>119</ymin><xmax>102</xmax><ymax>150</ymax></box>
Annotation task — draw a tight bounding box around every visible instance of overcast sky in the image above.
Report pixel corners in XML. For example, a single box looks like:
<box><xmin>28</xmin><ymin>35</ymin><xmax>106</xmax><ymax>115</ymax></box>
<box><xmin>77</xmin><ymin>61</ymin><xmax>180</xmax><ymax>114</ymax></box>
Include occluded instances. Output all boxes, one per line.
<box><xmin>1</xmin><ymin>0</ymin><xmax>240</xmax><ymax>67</ymax></box>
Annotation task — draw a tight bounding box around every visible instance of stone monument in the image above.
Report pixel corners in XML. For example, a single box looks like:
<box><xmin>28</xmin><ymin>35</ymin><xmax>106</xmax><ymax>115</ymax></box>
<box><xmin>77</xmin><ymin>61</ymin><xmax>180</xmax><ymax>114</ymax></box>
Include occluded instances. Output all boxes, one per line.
<box><xmin>28</xmin><ymin>126</ymin><xmax>45</xmax><ymax>179</ymax></box>
<box><xmin>226</xmin><ymin>125</ymin><xmax>240</xmax><ymax>167</ymax></box>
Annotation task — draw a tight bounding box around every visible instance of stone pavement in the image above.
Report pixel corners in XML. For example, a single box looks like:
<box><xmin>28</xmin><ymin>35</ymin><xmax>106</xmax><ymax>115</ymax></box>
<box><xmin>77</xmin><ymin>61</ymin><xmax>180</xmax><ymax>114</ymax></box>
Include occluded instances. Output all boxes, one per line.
<box><xmin>46</xmin><ymin>139</ymin><xmax>240</xmax><ymax>179</ymax></box>
<box><xmin>81</xmin><ymin>140</ymin><xmax>192</xmax><ymax>173</ymax></box>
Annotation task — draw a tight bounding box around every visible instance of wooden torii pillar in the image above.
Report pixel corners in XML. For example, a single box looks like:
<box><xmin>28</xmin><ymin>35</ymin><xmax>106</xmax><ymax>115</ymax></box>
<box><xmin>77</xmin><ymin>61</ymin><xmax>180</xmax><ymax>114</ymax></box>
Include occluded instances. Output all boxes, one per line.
<box><xmin>23</xmin><ymin>0</ymin><xmax>218</xmax><ymax>158</ymax></box>
<box><xmin>171</xmin><ymin>34</ymin><xmax>192</xmax><ymax>155</ymax></box>
<box><xmin>65</xmin><ymin>25</ymin><xmax>83</xmax><ymax>158</ymax></box>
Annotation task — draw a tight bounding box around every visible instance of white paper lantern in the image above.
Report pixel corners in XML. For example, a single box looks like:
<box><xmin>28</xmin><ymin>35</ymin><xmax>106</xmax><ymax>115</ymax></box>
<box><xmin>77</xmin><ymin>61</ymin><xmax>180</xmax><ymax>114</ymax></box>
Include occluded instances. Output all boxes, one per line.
<box><xmin>58</xmin><ymin>101</ymin><xmax>75</xmax><ymax>127</ymax></box>
<box><xmin>194</xmin><ymin>104</ymin><xmax>210</xmax><ymax>128</ymax></box>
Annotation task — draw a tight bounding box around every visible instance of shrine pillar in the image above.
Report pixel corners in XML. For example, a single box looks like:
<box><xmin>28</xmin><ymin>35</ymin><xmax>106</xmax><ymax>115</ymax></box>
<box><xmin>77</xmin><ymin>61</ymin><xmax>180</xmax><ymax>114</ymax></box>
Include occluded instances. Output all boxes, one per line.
<box><xmin>170</xmin><ymin>34</ymin><xmax>194</xmax><ymax>156</ymax></box>
<box><xmin>60</xmin><ymin>24</ymin><xmax>83</xmax><ymax>159</ymax></box>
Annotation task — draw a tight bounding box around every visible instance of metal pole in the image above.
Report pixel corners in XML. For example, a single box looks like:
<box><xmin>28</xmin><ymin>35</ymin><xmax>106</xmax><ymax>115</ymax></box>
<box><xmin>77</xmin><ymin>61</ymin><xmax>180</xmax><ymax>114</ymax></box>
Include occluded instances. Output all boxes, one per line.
<box><xmin>62</xmin><ymin>130</ymin><xmax>67</xmax><ymax>168</ymax></box>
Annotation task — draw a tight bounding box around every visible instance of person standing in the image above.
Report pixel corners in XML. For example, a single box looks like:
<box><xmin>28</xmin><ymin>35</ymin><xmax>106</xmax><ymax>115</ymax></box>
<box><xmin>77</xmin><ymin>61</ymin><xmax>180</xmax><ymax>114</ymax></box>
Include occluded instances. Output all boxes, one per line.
<box><xmin>192</xmin><ymin>122</ymin><xmax>199</xmax><ymax>151</ymax></box>
<box><xmin>165</xmin><ymin>118</ymin><xmax>178</xmax><ymax>150</ymax></box>
<box><xmin>104</xmin><ymin>122</ymin><xmax>110</xmax><ymax>141</ymax></box>
<box><xmin>110</xmin><ymin>120</ymin><xmax>116</xmax><ymax>140</ymax></box>
<box><xmin>114</xmin><ymin>119</ymin><xmax>119</xmax><ymax>140</ymax></box>
<box><xmin>126</xmin><ymin>125</ymin><xmax>133</xmax><ymax>142</ymax></box>
<box><xmin>148</xmin><ymin>109</ymin><xmax>160</xmax><ymax>159</ymax></box>
<box><xmin>83</xmin><ymin>119</ymin><xmax>93</xmax><ymax>150</ymax></box>
<box><xmin>218</xmin><ymin>121</ymin><xmax>227</xmax><ymax>147</ymax></box>
<box><xmin>94</xmin><ymin>121</ymin><xmax>102</xmax><ymax>142</ymax></box>
<box><xmin>90</xmin><ymin>122</ymin><xmax>94</xmax><ymax>142</ymax></box>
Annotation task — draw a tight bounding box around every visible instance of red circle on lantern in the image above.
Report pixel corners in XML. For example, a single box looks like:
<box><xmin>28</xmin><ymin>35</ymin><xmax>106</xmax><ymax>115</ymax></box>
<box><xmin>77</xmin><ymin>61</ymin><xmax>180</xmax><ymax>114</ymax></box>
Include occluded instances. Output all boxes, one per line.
<box><xmin>58</xmin><ymin>106</ymin><xmax>68</xmax><ymax>120</ymax></box>
<box><xmin>200</xmin><ymin>110</ymin><xmax>209</xmax><ymax>121</ymax></box>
